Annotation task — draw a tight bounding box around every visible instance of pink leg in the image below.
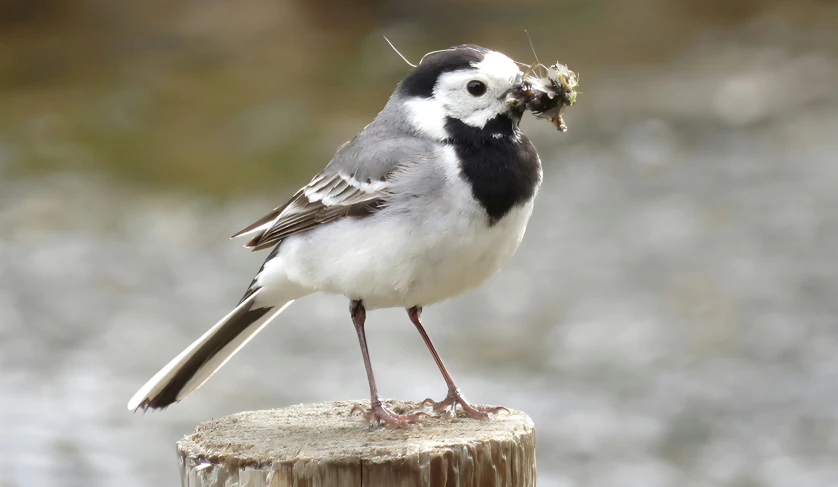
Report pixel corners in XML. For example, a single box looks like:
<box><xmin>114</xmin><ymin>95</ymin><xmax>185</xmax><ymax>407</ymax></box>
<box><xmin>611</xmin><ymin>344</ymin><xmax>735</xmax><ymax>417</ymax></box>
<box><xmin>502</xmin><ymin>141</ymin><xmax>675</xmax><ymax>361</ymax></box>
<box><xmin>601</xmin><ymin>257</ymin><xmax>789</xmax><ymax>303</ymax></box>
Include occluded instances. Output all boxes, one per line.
<box><xmin>349</xmin><ymin>300</ymin><xmax>427</xmax><ymax>427</ymax></box>
<box><xmin>407</xmin><ymin>306</ymin><xmax>509</xmax><ymax>419</ymax></box>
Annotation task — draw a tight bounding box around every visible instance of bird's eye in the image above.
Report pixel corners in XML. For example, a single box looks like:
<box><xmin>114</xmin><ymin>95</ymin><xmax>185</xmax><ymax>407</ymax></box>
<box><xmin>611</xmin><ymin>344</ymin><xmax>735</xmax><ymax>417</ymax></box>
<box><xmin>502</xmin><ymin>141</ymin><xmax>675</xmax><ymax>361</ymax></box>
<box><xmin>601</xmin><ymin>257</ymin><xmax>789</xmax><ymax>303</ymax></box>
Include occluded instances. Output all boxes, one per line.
<box><xmin>466</xmin><ymin>80</ymin><xmax>487</xmax><ymax>97</ymax></box>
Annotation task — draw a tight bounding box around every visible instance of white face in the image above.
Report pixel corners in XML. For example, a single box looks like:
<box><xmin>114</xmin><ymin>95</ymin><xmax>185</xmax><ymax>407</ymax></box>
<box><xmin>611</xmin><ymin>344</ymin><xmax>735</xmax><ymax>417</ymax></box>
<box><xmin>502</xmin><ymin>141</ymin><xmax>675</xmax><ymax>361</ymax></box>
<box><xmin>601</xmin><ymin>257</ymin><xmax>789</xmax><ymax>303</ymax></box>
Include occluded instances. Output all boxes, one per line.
<box><xmin>434</xmin><ymin>51</ymin><xmax>522</xmax><ymax>127</ymax></box>
<box><xmin>403</xmin><ymin>50</ymin><xmax>523</xmax><ymax>140</ymax></box>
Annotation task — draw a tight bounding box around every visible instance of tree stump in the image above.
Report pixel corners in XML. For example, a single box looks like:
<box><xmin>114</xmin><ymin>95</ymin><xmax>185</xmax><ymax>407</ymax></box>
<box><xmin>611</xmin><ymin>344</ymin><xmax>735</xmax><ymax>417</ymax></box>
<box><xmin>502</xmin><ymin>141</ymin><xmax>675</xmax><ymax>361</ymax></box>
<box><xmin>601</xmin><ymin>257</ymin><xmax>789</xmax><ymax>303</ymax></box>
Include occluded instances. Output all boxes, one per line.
<box><xmin>177</xmin><ymin>400</ymin><xmax>536</xmax><ymax>487</ymax></box>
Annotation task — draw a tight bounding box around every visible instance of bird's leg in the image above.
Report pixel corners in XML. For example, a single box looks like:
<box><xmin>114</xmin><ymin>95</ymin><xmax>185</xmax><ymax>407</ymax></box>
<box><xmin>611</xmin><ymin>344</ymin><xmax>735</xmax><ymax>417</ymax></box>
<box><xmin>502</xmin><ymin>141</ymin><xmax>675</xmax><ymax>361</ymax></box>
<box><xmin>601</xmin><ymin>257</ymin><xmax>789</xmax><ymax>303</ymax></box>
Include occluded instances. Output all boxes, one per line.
<box><xmin>408</xmin><ymin>306</ymin><xmax>509</xmax><ymax>419</ymax></box>
<box><xmin>349</xmin><ymin>300</ymin><xmax>427</xmax><ymax>427</ymax></box>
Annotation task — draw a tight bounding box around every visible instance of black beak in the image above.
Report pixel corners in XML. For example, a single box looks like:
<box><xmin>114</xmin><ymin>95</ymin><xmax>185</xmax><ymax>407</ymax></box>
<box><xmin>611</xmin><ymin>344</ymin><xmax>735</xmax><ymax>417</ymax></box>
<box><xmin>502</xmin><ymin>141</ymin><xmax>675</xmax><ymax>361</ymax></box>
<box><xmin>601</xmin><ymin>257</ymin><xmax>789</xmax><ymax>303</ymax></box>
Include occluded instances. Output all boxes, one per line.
<box><xmin>502</xmin><ymin>72</ymin><xmax>526</xmax><ymax>109</ymax></box>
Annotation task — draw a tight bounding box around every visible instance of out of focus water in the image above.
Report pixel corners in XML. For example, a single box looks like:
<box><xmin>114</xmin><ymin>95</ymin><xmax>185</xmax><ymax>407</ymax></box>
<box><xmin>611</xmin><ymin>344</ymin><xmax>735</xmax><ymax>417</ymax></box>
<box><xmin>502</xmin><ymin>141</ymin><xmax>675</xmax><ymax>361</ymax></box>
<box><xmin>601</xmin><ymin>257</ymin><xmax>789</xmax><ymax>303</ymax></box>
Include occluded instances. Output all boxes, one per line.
<box><xmin>2</xmin><ymin>2</ymin><xmax>838</xmax><ymax>486</ymax></box>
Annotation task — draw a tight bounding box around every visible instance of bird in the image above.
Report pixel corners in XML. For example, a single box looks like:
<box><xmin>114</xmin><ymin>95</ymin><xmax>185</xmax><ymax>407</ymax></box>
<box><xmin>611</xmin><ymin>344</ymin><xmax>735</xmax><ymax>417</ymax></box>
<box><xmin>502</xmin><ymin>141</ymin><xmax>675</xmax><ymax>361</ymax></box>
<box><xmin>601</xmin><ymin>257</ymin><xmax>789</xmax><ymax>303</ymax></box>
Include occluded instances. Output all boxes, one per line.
<box><xmin>127</xmin><ymin>44</ymin><xmax>543</xmax><ymax>427</ymax></box>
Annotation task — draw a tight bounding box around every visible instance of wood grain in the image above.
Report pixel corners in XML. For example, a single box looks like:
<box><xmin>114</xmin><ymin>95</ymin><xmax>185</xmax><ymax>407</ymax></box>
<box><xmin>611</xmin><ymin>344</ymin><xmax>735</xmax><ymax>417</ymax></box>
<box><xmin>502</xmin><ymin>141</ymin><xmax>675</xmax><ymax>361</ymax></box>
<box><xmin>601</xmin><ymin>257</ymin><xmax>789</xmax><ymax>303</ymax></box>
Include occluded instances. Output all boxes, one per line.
<box><xmin>177</xmin><ymin>400</ymin><xmax>536</xmax><ymax>487</ymax></box>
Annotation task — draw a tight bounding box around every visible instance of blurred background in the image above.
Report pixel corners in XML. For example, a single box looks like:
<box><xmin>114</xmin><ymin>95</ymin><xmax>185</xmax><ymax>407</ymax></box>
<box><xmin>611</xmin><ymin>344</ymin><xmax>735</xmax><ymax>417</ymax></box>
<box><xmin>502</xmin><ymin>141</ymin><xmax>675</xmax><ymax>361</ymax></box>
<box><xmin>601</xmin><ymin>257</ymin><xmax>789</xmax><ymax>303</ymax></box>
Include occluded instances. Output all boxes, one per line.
<box><xmin>2</xmin><ymin>0</ymin><xmax>837</xmax><ymax>486</ymax></box>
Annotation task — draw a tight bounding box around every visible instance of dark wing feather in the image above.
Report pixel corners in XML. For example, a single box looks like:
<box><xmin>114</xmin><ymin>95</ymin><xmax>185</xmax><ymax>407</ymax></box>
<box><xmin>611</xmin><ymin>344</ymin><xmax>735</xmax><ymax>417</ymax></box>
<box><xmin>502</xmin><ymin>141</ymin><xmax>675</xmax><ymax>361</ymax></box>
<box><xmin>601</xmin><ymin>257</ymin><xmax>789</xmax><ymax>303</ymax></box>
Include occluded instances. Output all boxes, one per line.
<box><xmin>230</xmin><ymin>200</ymin><xmax>293</xmax><ymax>239</ymax></box>
<box><xmin>231</xmin><ymin>129</ymin><xmax>439</xmax><ymax>250</ymax></box>
<box><xmin>232</xmin><ymin>170</ymin><xmax>390</xmax><ymax>251</ymax></box>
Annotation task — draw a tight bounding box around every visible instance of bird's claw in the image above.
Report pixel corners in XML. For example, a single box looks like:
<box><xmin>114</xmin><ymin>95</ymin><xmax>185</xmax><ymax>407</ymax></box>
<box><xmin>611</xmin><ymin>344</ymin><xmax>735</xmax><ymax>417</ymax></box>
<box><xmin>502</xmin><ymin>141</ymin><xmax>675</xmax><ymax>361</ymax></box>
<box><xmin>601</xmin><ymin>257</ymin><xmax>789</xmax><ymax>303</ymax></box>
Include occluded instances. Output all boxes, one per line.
<box><xmin>350</xmin><ymin>401</ymin><xmax>429</xmax><ymax>428</ymax></box>
<box><xmin>422</xmin><ymin>389</ymin><xmax>509</xmax><ymax>419</ymax></box>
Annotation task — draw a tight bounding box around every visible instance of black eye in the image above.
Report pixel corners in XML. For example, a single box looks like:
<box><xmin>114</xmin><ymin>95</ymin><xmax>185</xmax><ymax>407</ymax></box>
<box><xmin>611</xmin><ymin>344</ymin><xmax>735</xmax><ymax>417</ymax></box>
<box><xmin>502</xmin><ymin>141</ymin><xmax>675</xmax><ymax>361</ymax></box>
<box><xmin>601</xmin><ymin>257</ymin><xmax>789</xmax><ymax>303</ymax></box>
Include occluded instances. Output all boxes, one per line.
<box><xmin>466</xmin><ymin>80</ymin><xmax>487</xmax><ymax>96</ymax></box>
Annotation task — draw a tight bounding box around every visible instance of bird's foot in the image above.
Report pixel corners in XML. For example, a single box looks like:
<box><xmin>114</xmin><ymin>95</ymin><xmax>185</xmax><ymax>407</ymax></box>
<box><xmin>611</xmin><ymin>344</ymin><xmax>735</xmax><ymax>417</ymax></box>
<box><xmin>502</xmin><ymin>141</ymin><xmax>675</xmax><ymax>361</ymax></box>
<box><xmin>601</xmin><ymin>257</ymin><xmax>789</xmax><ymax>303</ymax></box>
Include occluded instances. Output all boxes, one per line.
<box><xmin>350</xmin><ymin>399</ymin><xmax>429</xmax><ymax>428</ymax></box>
<box><xmin>422</xmin><ymin>388</ymin><xmax>509</xmax><ymax>419</ymax></box>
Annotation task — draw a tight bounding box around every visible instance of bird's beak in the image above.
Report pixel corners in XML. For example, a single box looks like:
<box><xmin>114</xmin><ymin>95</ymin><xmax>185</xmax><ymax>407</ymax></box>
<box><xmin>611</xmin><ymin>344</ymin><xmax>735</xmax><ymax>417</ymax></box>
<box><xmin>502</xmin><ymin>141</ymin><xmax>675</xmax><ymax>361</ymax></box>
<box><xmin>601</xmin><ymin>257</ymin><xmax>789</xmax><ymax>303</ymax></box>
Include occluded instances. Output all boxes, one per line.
<box><xmin>503</xmin><ymin>72</ymin><xmax>526</xmax><ymax>109</ymax></box>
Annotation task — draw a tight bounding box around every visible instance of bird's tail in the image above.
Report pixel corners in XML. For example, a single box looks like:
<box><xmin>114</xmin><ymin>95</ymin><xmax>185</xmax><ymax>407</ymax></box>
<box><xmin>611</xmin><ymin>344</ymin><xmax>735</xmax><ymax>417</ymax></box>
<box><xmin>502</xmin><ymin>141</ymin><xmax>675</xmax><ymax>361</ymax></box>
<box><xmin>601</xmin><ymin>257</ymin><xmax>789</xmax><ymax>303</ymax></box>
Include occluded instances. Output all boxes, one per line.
<box><xmin>127</xmin><ymin>290</ymin><xmax>292</xmax><ymax>411</ymax></box>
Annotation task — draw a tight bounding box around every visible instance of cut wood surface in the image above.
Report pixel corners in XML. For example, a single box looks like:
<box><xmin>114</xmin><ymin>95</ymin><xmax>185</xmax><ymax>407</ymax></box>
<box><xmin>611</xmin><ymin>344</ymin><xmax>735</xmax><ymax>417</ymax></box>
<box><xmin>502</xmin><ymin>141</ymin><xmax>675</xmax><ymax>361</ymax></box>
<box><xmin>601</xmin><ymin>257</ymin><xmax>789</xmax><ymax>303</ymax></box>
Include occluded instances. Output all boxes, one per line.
<box><xmin>177</xmin><ymin>400</ymin><xmax>536</xmax><ymax>487</ymax></box>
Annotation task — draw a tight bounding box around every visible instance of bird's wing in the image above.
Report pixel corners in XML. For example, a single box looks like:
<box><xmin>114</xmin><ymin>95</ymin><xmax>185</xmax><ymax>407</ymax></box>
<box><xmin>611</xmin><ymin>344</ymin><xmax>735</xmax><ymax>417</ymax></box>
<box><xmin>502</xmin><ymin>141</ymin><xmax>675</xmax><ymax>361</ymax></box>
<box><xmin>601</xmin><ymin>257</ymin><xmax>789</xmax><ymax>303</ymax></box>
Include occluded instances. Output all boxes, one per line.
<box><xmin>231</xmin><ymin>171</ymin><xmax>389</xmax><ymax>251</ymax></box>
<box><xmin>232</xmin><ymin>135</ymin><xmax>427</xmax><ymax>251</ymax></box>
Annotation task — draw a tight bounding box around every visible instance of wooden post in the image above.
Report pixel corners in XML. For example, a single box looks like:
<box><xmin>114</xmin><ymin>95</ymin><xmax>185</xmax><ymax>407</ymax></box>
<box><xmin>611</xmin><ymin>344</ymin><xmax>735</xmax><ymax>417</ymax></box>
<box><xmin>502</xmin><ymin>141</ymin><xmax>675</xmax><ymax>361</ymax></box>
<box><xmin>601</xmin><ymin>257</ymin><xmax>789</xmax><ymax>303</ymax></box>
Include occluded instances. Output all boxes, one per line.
<box><xmin>177</xmin><ymin>400</ymin><xmax>536</xmax><ymax>487</ymax></box>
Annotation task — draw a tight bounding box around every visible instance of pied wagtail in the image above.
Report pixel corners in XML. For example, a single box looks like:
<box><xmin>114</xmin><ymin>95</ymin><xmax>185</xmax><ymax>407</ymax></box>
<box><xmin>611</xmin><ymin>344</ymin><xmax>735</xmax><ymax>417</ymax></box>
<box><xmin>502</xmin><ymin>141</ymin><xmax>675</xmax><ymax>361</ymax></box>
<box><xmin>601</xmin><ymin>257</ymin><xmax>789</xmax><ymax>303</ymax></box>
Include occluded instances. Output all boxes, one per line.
<box><xmin>128</xmin><ymin>44</ymin><xmax>544</xmax><ymax>427</ymax></box>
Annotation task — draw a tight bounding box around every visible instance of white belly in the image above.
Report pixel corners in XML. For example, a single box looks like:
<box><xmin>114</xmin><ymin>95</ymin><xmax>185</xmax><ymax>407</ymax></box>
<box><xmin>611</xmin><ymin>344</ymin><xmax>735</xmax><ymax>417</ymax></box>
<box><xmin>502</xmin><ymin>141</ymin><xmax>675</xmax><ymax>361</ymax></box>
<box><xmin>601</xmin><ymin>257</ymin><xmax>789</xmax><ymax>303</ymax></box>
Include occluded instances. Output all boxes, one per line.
<box><xmin>262</xmin><ymin>199</ymin><xmax>535</xmax><ymax>310</ymax></box>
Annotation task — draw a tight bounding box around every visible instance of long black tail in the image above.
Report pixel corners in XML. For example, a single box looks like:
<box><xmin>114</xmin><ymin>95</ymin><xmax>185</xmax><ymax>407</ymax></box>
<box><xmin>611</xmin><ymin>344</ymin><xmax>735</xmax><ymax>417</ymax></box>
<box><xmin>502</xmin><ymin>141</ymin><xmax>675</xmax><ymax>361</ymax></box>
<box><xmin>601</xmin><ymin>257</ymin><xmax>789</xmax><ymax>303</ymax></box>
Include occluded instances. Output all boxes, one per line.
<box><xmin>127</xmin><ymin>291</ymin><xmax>292</xmax><ymax>410</ymax></box>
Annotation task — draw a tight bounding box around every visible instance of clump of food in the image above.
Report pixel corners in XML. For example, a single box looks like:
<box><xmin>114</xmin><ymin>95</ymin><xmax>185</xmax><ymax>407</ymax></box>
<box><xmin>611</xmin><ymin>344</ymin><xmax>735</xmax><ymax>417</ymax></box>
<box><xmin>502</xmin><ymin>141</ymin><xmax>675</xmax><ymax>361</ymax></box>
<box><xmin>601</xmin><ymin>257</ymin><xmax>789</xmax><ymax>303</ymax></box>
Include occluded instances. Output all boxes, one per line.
<box><xmin>520</xmin><ymin>62</ymin><xmax>579</xmax><ymax>132</ymax></box>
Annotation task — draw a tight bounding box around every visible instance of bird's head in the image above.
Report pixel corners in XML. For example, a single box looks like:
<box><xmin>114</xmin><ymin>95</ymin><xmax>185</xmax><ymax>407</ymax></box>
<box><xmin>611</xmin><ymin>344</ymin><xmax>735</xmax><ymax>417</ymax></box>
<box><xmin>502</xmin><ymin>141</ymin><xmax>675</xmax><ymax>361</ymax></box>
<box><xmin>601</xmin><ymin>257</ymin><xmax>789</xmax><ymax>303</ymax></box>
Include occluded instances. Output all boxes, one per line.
<box><xmin>394</xmin><ymin>45</ymin><xmax>526</xmax><ymax>140</ymax></box>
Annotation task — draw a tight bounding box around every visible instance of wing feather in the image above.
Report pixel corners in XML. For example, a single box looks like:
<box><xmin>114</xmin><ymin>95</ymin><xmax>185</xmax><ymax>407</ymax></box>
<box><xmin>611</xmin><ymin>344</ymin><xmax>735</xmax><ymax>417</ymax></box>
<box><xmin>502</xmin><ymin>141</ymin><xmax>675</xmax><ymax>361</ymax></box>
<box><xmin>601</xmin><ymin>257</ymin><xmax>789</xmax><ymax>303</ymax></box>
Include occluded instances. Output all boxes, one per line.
<box><xmin>232</xmin><ymin>132</ymin><xmax>438</xmax><ymax>250</ymax></box>
<box><xmin>233</xmin><ymin>171</ymin><xmax>390</xmax><ymax>251</ymax></box>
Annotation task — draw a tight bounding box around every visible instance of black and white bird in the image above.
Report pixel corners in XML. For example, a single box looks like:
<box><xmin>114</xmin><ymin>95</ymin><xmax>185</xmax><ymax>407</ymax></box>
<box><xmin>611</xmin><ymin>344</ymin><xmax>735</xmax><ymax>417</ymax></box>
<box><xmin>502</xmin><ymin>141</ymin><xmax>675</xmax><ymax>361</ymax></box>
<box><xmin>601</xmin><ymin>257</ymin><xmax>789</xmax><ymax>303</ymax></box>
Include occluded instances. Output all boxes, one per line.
<box><xmin>127</xmin><ymin>44</ymin><xmax>543</xmax><ymax>426</ymax></box>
